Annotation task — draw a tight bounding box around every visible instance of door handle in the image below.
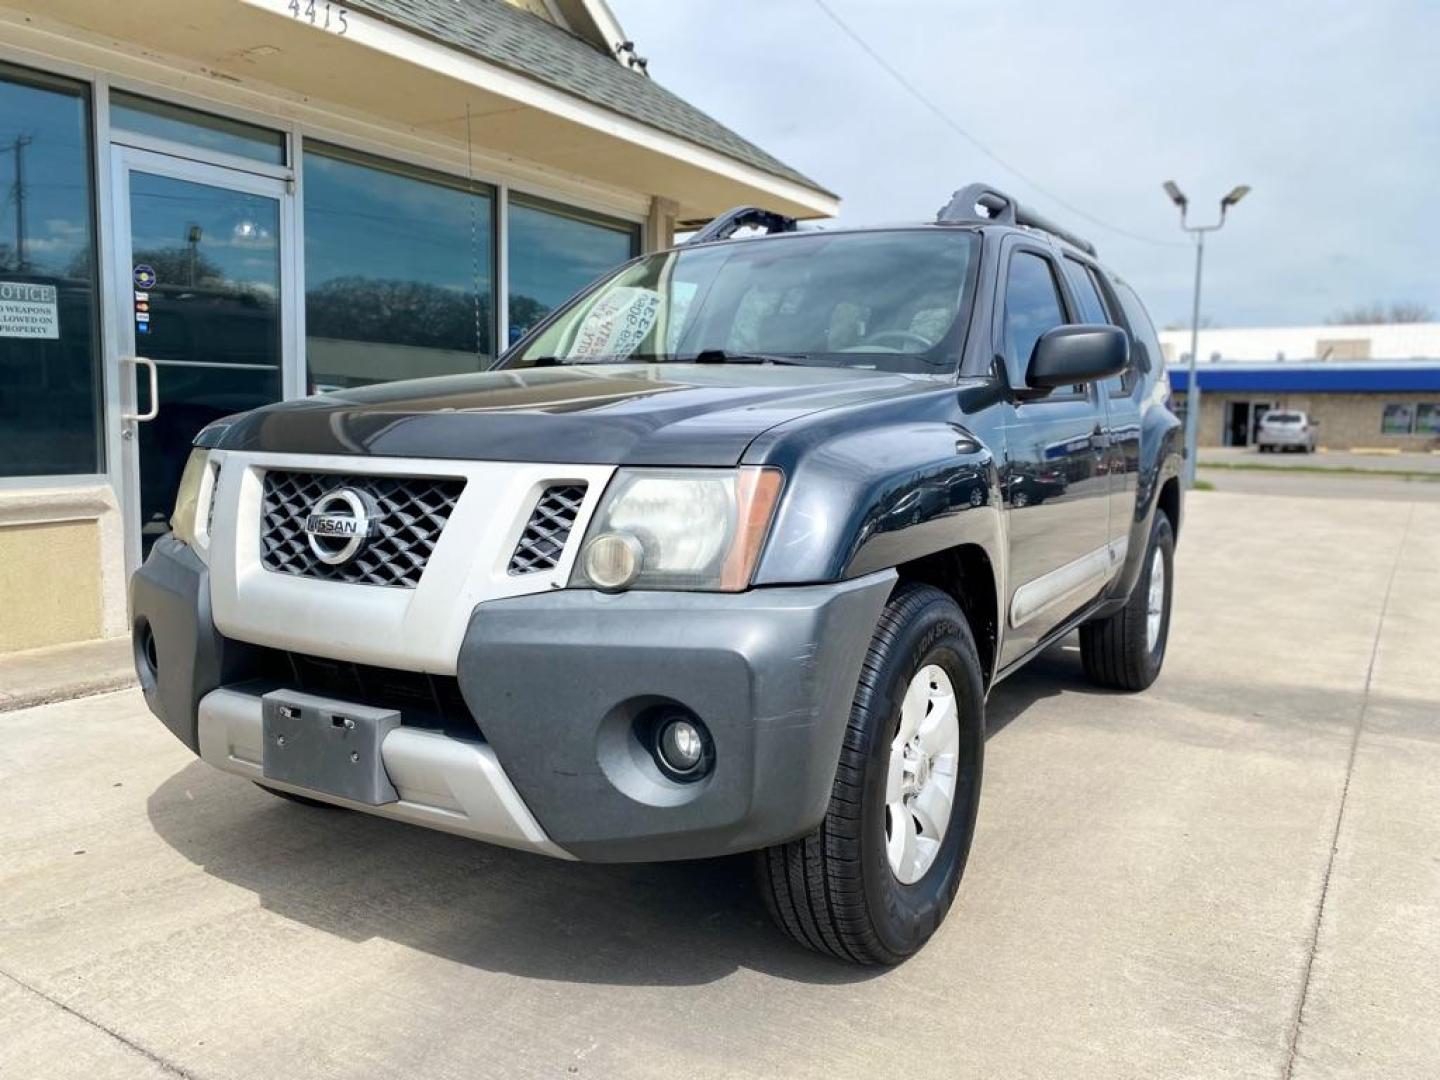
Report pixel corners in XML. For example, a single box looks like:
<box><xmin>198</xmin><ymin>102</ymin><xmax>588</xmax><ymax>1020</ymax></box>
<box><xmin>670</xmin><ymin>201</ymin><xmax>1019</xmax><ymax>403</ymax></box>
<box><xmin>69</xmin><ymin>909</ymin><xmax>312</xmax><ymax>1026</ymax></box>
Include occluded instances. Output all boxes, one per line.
<box><xmin>122</xmin><ymin>356</ymin><xmax>159</xmax><ymax>422</ymax></box>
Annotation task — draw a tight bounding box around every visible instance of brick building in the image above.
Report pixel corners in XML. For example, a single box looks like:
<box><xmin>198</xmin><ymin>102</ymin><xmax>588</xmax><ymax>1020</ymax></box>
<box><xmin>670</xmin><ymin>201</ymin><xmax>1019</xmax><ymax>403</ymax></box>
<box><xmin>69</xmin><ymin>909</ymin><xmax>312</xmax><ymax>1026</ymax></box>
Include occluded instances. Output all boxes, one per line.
<box><xmin>1169</xmin><ymin>362</ymin><xmax>1440</xmax><ymax>451</ymax></box>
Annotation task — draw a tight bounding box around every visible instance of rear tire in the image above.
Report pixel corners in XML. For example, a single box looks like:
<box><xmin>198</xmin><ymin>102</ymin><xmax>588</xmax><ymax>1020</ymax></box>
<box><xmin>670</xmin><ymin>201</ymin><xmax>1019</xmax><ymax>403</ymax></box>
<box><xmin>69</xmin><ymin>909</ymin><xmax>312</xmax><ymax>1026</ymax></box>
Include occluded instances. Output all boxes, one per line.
<box><xmin>1079</xmin><ymin>511</ymin><xmax>1175</xmax><ymax>691</ymax></box>
<box><xmin>756</xmin><ymin>583</ymin><xmax>985</xmax><ymax>965</ymax></box>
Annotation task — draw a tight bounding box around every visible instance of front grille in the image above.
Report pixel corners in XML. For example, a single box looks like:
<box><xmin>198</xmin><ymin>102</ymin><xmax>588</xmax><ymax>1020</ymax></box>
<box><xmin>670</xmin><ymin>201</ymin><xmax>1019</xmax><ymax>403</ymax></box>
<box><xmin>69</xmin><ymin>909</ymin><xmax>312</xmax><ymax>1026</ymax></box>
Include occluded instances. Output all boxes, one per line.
<box><xmin>260</xmin><ymin>470</ymin><xmax>465</xmax><ymax>588</ymax></box>
<box><xmin>250</xmin><ymin>646</ymin><xmax>478</xmax><ymax>738</ymax></box>
<box><xmin>508</xmin><ymin>483</ymin><xmax>587</xmax><ymax>575</ymax></box>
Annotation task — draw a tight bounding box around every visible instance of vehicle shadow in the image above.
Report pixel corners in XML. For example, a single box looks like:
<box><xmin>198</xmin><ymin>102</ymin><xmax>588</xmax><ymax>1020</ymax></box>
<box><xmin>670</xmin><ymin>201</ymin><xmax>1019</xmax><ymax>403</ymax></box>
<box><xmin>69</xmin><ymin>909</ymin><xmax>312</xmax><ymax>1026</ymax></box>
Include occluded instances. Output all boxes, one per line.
<box><xmin>985</xmin><ymin>634</ymin><xmax>1106</xmax><ymax>735</ymax></box>
<box><xmin>145</xmin><ymin>640</ymin><xmax>1100</xmax><ymax>989</ymax></box>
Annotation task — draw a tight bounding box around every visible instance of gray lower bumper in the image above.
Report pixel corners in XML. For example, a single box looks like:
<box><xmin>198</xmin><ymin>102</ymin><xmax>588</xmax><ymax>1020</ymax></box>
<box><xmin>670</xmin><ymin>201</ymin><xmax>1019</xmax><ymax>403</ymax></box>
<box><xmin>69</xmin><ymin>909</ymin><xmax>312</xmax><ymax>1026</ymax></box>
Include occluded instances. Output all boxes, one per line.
<box><xmin>129</xmin><ymin>535</ymin><xmax>262</xmax><ymax>754</ymax></box>
<box><xmin>196</xmin><ymin>687</ymin><xmax>570</xmax><ymax>857</ymax></box>
<box><xmin>457</xmin><ymin>574</ymin><xmax>893</xmax><ymax>862</ymax></box>
<box><xmin>131</xmin><ymin>536</ymin><xmax>894</xmax><ymax>863</ymax></box>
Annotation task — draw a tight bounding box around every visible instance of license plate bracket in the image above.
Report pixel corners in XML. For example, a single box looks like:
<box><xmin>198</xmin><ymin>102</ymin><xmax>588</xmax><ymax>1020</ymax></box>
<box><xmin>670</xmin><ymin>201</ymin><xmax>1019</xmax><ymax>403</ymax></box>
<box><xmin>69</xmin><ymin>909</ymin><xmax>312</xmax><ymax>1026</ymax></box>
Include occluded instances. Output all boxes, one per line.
<box><xmin>261</xmin><ymin>690</ymin><xmax>401</xmax><ymax>805</ymax></box>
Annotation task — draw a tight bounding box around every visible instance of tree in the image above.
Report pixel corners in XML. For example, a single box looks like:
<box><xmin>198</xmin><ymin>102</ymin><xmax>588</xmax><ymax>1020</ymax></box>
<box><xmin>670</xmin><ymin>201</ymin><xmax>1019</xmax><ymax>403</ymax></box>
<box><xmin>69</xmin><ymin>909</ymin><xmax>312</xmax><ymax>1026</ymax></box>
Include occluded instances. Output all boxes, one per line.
<box><xmin>131</xmin><ymin>246</ymin><xmax>226</xmax><ymax>289</ymax></box>
<box><xmin>306</xmin><ymin>276</ymin><xmax>492</xmax><ymax>353</ymax></box>
<box><xmin>1326</xmin><ymin>302</ymin><xmax>1434</xmax><ymax>325</ymax></box>
<box><xmin>1162</xmin><ymin>315</ymin><xmax>1214</xmax><ymax>331</ymax></box>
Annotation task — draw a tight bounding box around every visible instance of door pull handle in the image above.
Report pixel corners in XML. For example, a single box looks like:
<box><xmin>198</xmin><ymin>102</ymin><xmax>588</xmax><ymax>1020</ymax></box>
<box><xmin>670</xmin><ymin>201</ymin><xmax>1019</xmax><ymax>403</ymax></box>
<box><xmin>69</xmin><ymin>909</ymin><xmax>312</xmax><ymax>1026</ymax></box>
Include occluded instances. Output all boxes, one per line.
<box><xmin>121</xmin><ymin>356</ymin><xmax>159</xmax><ymax>422</ymax></box>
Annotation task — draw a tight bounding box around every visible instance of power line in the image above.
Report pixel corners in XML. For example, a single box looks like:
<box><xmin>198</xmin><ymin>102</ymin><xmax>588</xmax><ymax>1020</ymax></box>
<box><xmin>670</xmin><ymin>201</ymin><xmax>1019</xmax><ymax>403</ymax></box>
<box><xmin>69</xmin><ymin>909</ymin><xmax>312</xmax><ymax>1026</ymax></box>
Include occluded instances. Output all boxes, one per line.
<box><xmin>810</xmin><ymin>0</ymin><xmax>1186</xmax><ymax>249</ymax></box>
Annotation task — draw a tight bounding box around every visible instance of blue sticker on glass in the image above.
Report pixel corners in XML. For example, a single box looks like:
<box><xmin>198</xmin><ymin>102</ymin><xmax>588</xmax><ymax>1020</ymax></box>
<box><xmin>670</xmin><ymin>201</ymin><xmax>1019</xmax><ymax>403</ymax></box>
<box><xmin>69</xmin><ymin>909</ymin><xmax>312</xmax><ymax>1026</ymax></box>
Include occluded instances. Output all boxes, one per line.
<box><xmin>133</xmin><ymin>265</ymin><xmax>157</xmax><ymax>289</ymax></box>
<box><xmin>136</xmin><ymin>322</ymin><xmax>150</xmax><ymax>334</ymax></box>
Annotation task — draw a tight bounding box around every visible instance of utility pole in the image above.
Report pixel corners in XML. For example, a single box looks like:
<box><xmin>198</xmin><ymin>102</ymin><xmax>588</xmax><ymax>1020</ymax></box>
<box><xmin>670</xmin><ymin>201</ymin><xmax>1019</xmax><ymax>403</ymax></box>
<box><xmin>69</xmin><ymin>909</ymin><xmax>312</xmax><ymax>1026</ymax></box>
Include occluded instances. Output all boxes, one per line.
<box><xmin>1162</xmin><ymin>181</ymin><xmax>1250</xmax><ymax>488</ymax></box>
<box><xmin>1</xmin><ymin>135</ymin><xmax>33</xmax><ymax>272</ymax></box>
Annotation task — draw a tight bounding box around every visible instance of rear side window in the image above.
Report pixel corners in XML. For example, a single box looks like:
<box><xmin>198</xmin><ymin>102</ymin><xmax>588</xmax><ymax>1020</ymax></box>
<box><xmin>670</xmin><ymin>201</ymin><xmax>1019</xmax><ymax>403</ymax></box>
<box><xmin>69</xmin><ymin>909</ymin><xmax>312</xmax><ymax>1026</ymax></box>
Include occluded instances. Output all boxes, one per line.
<box><xmin>1003</xmin><ymin>251</ymin><xmax>1066</xmax><ymax>382</ymax></box>
<box><xmin>1064</xmin><ymin>257</ymin><xmax>1132</xmax><ymax>394</ymax></box>
<box><xmin>1062</xmin><ymin>257</ymin><xmax>1111</xmax><ymax>325</ymax></box>
<box><xmin>1111</xmin><ymin>279</ymin><xmax>1162</xmax><ymax>379</ymax></box>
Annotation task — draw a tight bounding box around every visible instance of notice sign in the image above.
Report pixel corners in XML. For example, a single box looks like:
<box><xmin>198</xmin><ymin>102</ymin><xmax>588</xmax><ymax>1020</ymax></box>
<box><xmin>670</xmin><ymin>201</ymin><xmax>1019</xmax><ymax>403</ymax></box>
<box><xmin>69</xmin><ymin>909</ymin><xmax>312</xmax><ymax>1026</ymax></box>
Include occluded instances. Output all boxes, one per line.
<box><xmin>0</xmin><ymin>282</ymin><xmax>60</xmax><ymax>339</ymax></box>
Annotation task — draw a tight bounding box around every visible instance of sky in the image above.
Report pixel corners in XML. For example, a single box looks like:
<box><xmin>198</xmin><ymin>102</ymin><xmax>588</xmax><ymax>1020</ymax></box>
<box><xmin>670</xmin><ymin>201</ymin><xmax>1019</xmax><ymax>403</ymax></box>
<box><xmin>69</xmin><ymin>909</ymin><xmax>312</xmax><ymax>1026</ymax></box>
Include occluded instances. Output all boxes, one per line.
<box><xmin>608</xmin><ymin>0</ymin><xmax>1440</xmax><ymax>329</ymax></box>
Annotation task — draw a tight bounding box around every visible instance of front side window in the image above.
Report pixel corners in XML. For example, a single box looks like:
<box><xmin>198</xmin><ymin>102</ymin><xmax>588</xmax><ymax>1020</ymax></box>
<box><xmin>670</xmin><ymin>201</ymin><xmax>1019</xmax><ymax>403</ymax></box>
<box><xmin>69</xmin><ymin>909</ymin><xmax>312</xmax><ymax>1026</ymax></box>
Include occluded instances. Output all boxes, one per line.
<box><xmin>303</xmin><ymin>144</ymin><xmax>494</xmax><ymax>391</ymax></box>
<box><xmin>1002</xmin><ymin>250</ymin><xmax>1066</xmax><ymax>382</ymax></box>
<box><xmin>507</xmin><ymin>197</ymin><xmax>638</xmax><ymax>345</ymax></box>
<box><xmin>0</xmin><ymin>65</ymin><xmax>102</xmax><ymax>478</ymax></box>
<box><xmin>504</xmin><ymin>229</ymin><xmax>978</xmax><ymax>374</ymax></box>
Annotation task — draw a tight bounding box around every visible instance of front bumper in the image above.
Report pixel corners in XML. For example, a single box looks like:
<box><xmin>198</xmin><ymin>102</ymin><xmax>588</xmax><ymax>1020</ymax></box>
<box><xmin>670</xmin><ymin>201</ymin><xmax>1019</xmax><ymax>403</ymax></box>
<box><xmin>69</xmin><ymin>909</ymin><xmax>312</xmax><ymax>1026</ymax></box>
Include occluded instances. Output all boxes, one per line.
<box><xmin>131</xmin><ymin>536</ymin><xmax>893</xmax><ymax>862</ymax></box>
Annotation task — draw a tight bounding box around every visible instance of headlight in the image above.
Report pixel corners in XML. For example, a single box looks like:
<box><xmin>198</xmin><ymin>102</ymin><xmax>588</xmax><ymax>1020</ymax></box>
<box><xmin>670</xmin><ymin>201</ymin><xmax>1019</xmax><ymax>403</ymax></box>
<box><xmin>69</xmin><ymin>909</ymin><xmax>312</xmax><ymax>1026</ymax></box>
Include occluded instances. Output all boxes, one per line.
<box><xmin>170</xmin><ymin>448</ymin><xmax>211</xmax><ymax>549</ymax></box>
<box><xmin>571</xmin><ymin>467</ymin><xmax>783</xmax><ymax>592</ymax></box>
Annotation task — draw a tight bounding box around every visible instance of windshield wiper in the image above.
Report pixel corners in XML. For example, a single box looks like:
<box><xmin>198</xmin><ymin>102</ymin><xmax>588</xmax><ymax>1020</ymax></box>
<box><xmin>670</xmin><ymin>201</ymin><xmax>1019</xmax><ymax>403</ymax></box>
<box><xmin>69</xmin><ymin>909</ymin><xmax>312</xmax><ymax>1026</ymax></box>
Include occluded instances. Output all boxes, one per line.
<box><xmin>689</xmin><ymin>349</ymin><xmax>811</xmax><ymax>366</ymax></box>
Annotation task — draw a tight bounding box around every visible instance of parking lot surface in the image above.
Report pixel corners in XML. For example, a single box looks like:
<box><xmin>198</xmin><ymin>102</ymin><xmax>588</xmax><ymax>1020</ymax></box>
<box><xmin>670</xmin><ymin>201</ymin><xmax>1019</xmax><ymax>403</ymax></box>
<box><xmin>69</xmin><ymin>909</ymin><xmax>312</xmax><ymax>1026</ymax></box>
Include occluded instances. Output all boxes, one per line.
<box><xmin>2</xmin><ymin>490</ymin><xmax>1437</xmax><ymax>1079</ymax></box>
<box><xmin>1199</xmin><ymin>446</ymin><xmax>1440</xmax><ymax>473</ymax></box>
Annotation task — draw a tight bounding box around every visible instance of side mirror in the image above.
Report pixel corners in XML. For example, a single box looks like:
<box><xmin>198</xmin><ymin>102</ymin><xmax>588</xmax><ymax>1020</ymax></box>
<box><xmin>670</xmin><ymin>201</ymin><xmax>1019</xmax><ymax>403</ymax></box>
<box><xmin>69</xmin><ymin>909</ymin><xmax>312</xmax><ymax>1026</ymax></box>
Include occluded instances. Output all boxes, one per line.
<box><xmin>1025</xmin><ymin>324</ymin><xmax>1129</xmax><ymax>391</ymax></box>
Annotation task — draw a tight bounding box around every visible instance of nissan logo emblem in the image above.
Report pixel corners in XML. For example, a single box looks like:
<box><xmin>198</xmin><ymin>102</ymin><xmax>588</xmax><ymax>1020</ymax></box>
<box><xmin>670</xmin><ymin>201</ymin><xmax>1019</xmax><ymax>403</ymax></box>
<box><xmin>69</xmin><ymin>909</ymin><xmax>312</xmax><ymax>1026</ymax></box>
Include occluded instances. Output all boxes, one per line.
<box><xmin>303</xmin><ymin>488</ymin><xmax>379</xmax><ymax>565</ymax></box>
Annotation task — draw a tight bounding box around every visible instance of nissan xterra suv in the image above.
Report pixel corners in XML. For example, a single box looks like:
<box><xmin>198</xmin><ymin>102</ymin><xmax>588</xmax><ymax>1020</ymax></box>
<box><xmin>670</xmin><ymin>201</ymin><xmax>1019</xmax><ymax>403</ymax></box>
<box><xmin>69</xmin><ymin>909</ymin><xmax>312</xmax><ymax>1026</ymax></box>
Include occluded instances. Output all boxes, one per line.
<box><xmin>132</xmin><ymin>184</ymin><xmax>1183</xmax><ymax>965</ymax></box>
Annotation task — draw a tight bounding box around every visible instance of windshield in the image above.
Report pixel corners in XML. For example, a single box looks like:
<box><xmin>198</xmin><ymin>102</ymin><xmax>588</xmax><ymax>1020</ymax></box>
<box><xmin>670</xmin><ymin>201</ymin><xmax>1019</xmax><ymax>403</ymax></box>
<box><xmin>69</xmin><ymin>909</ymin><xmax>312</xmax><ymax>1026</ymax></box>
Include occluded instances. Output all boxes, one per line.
<box><xmin>501</xmin><ymin>229</ymin><xmax>980</xmax><ymax>374</ymax></box>
<box><xmin>1265</xmin><ymin>412</ymin><xmax>1303</xmax><ymax>424</ymax></box>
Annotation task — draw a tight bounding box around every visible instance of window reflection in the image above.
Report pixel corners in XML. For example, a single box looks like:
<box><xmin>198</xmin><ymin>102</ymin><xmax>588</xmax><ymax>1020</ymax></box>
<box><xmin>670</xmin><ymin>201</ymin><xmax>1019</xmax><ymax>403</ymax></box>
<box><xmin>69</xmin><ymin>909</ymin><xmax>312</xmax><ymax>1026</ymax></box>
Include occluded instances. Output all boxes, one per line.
<box><xmin>507</xmin><ymin>197</ymin><xmax>638</xmax><ymax>344</ymax></box>
<box><xmin>110</xmin><ymin>91</ymin><xmax>286</xmax><ymax>165</ymax></box>
<box><xmin>0</xmin><ymin>64</ymin><xmax>102</xmax><ymax>478</ymax></box>
<box><xmin>303</xmin><ymin>144</ymin><xmax>494</xmax><ymax>391</ymax></box>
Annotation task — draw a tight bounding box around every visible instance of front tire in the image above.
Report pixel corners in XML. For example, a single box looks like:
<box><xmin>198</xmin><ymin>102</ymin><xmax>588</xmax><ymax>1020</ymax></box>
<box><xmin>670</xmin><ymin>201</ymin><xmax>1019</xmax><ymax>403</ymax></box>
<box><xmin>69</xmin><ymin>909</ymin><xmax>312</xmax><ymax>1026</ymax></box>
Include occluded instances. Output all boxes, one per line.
<box><xmin>756</xmin><ymin>583</ymin><xmax>985</xmax><ymax>964</ymax></box>
<box><xmin>1079</xmin><ymin>511</ymin><xmax>1175</xmax><ymax>691</ymax></box>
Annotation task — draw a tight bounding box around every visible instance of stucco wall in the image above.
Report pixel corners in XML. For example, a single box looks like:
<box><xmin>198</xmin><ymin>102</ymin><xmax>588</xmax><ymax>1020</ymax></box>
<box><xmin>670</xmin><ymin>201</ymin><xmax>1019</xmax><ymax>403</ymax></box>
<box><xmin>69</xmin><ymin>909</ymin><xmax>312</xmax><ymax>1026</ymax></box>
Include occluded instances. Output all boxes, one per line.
<box><xmin>0</xmin><ymin>485</ymin><xmax>127</xmax><ymax>654</ymax></box>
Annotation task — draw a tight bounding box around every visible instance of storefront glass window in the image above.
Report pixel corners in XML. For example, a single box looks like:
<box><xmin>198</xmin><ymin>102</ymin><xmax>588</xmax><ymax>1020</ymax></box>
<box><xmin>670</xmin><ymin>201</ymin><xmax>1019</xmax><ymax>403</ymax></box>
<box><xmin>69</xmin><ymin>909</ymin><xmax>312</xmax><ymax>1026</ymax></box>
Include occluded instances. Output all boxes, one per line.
<box><xmin>0</xmin><ymin>65</ymin><xmax>102</xmax><ymax>478</ymax></box>
<box><xmin>1381</xmin><ymin>403</ymin><xmax>1415</xmax><ymax>435</ymax></box>
<box><xmin>303</xmin><ymin>144</ymin><xmax>494</xmax><ymax>390</ymax></box>
<box><xmin>1416</xmin><ymin>403</ymin><xmax>1440</xmax><ymax>436</ymax></box>
<box><xmin>110</xmin><ymin>91</ymin><xmax>286</xmax><ymax>165</ymax></box>
<box><xmin>507</xmin><ymin>197</ymin><xmax>638</xmax><ymax>344</ymax></box>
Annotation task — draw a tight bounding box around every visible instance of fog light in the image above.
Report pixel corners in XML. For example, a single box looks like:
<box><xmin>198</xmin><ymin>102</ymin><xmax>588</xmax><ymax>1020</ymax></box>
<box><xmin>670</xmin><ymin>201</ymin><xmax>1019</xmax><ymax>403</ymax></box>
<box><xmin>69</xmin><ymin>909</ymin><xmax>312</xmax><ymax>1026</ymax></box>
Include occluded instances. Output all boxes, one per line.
<box><xmin>659</xmin><ymin>719</ymin><xmax>703</xmax><ymax>771</ymax></box>
<box><xmin>582</xmin><ymin>531</ymin><xmax>643</xmax><ymax>592</ymax></box>
<box><xmin>649</xmin><ymin>711</ymin><xmax>712</xmax><ymax>782</ymax></box>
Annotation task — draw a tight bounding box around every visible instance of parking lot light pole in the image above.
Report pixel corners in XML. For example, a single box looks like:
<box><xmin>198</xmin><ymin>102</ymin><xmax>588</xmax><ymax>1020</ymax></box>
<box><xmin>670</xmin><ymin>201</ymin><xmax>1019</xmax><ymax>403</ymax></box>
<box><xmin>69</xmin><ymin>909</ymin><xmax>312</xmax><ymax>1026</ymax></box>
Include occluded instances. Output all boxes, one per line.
<box><xmin>1163</xmin><ymin>181</ymin><xmax>1250</xmax><ymax>487</ymax></box>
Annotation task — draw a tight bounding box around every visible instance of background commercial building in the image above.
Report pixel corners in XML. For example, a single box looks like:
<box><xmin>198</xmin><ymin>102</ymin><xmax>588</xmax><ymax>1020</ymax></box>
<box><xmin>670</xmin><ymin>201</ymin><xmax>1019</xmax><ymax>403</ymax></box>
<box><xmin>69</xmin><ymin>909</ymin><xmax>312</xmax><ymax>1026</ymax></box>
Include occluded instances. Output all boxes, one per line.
<box><xmin>1169</xmin><ymin>362</ymin><xmax>1440</xmax><ymax>450</ymax></box>
<box><xmin>1158</xmin><ymin>323</ymin><xmax>1440</xmax><ymax>450</ymax></box>
<box><xmin>0</xmin><ymin>0</ymin><xmax>835</xmax><ymax>654</ymax></box>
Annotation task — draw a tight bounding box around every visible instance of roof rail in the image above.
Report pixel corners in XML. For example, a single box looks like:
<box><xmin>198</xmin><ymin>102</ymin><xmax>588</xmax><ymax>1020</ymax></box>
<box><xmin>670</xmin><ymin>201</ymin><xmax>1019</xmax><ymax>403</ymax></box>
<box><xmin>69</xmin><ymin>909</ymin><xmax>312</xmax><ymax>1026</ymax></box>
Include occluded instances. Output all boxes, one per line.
<box><xmin>937</xmin><ymin>182</ymin><xmax>1097</xmax><ymax>257</ymax></box>
<box><xmin>682</xmin><ymin>206</ymin><xmax>798</xmax><ymax>246</ymax></box>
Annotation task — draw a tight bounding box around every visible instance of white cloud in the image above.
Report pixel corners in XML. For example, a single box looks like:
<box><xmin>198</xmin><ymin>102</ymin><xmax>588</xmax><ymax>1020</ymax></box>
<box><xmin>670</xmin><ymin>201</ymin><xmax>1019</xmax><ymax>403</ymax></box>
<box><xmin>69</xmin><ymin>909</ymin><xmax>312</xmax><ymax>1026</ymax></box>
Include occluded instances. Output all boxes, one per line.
<box><xmin>612</xmin><ymin>0</ymin><xmax>1440</xmax><ymax>327</ymax></box>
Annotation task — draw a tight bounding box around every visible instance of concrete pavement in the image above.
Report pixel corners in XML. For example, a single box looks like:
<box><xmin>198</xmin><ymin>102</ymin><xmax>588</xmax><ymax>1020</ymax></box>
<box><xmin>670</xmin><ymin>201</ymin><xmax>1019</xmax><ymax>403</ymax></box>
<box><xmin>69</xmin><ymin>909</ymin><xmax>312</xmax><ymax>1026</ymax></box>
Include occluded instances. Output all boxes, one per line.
<box><xmin>1199</xmin><ymin>446</ymin><xmax>1440</xmax><ymax>473</ymax></box>
<box><xmin>0</xmin><ymin>636</ymin><xmax>134</xmax><ymax>713</ymax></box>
<box><xmin>1197</xmin><ymin>467</ymin><xmax>1440</xmax><ymax>501</ymax></box>
<box><xmin>1</xmin><ymin>490</ymin><xmax>1437</xmax><ymax>1079</ymax></box>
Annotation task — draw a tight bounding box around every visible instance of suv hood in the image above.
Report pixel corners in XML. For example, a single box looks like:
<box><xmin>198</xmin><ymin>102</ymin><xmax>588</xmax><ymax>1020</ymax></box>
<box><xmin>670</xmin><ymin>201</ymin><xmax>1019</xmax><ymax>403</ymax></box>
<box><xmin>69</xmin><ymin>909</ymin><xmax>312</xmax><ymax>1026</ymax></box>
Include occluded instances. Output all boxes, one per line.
<box><xmin>208</xmin><ymin>363</ymin><xmax>933</xmax><ymax>466</ymax></box>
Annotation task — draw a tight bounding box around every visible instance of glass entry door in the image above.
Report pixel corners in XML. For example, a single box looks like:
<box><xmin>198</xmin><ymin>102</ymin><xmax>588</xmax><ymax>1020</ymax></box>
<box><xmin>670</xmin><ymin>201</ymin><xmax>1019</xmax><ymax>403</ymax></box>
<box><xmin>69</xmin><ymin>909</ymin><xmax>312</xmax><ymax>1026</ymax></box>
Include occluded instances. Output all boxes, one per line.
<box><xmin>112</xmin><ymin>148</ymin><xmax>294</xmax><ymax>564</ymax></box>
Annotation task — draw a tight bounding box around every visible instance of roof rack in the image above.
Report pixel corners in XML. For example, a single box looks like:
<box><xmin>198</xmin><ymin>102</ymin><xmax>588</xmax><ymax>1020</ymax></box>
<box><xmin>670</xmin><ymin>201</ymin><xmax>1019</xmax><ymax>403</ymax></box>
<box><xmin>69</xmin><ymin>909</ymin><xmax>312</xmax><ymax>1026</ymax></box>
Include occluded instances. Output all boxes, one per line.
<box><xmin>682</xmin><ymin>206</ymin><xmax>798</xmax><ymax>246</ymax></box>
<box><xmin>936</xmin><ymin>182</ymin><xmax>1097</xmax><ymax>257</ymax></box>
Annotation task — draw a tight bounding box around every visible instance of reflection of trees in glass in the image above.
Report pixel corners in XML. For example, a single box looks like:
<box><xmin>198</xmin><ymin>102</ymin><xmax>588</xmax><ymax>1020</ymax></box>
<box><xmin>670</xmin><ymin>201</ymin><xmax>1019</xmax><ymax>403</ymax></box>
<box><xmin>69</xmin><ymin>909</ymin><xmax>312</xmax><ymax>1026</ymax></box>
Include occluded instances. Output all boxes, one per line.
<box><xmin>132</xmin><ymin>247</ymin><xmax>225</xmax><ymax>288</ymax></box>
<box><xmin>507</xmin><ymin>294</ymin><xmax>550</xmax><ymax>341</ymax></box>
<box><xmin>308</xmin><ymin>276</ymin><xmax>492</xmax><ymax>353</ymax></box>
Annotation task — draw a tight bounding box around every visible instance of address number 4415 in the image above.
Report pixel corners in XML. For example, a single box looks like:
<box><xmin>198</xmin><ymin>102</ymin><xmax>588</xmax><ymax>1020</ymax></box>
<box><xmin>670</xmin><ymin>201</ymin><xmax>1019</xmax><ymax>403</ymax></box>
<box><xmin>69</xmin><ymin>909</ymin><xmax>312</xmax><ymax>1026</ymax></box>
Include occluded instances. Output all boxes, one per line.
<box><xmin>287</xmin><ymin>0</ymin><xmax>349</xmax><ymax>34</ymax></box>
